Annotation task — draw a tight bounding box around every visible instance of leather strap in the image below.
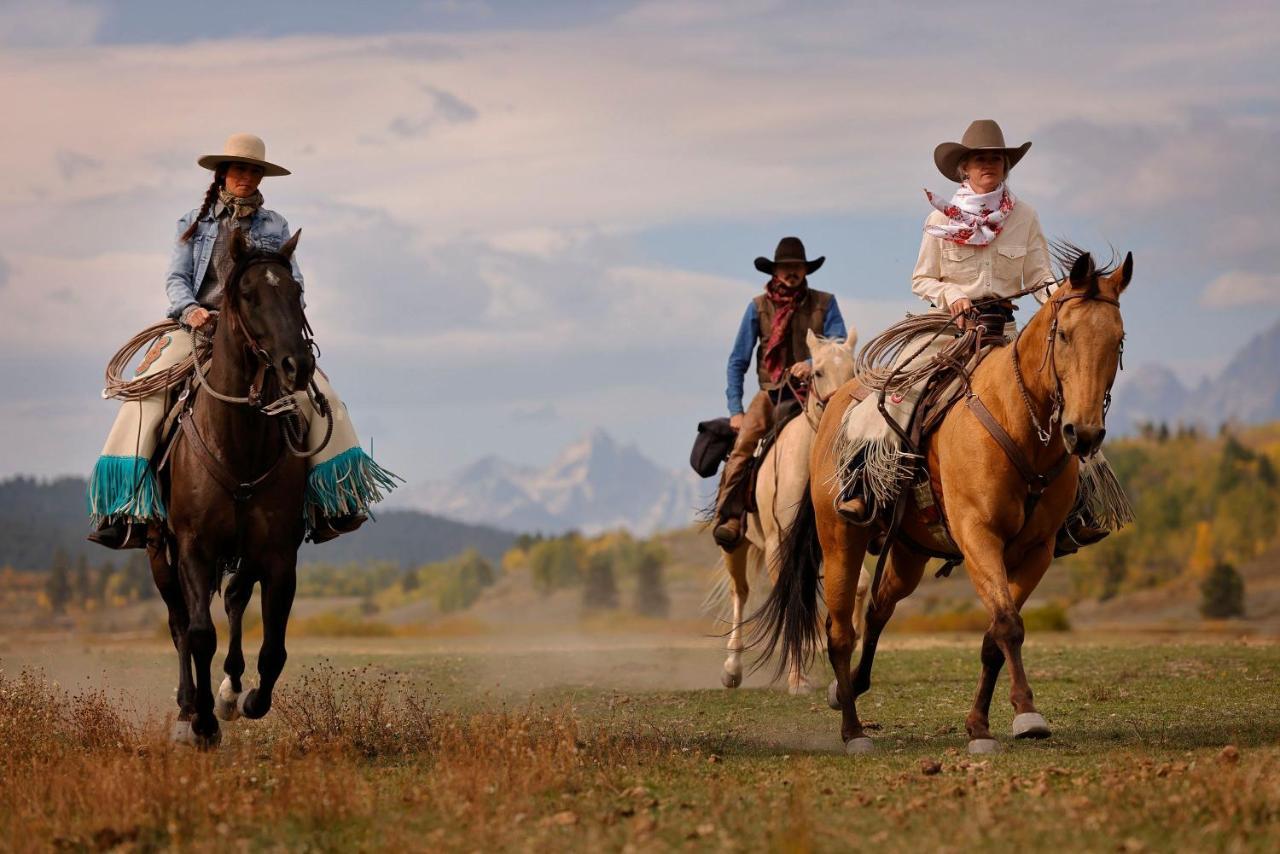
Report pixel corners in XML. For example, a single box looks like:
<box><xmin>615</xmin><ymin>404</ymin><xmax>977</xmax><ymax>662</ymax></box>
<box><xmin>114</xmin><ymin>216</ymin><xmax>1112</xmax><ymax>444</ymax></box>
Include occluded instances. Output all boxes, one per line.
<box><xmin>966</xmin><ymin>393</ymin><xmax>1069</xmax><ymax>515</ymax></box>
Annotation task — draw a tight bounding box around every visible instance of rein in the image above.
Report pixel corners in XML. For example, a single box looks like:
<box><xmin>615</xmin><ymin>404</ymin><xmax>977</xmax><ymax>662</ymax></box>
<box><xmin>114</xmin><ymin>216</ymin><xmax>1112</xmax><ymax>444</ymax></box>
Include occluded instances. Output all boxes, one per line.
<box><xmin>176</xmin><ymin>250</ymin><xmax>332</xmax><ymax>572</ymax></box>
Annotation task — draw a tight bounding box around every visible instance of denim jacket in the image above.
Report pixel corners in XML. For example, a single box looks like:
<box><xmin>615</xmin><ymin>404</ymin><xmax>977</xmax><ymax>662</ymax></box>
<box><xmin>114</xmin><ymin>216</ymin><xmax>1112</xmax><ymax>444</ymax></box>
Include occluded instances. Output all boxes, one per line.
<box><xmin>165</xmin><ymin>205</ymin><xmax>305</xmax><ymax>320</ymax></box>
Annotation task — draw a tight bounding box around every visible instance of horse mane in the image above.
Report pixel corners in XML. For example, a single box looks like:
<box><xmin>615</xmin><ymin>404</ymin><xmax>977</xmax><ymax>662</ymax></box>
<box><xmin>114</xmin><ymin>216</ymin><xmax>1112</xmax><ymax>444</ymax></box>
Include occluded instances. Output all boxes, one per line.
<box><xmin>1050</xmin><ymin>239</ymin><xmax>1120</xmax><ymax>300</ymax></box>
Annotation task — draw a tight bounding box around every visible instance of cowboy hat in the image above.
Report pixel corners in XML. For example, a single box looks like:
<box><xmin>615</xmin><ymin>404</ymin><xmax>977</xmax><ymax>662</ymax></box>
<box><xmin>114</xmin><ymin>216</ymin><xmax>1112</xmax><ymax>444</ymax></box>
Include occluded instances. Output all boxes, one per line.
<box><xmin>934</xmin><ymin>119</ymin><xmax>1031</xmax><ymax>183</ymax></box>
<box><xmin>755</xmin><ymin>236</ymin><xmax>825</xmax><ymax>275</ymax></box>
<box><xmin>197</xmin><ymin>133</ymin><xmax>290</xmax><ymax>177</ymax></box>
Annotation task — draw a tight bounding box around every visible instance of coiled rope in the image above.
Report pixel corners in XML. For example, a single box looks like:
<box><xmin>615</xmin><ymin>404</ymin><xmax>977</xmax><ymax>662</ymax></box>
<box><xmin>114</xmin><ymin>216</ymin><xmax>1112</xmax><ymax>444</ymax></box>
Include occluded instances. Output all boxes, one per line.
<box><xmin>103</xmin><ymin>320</ymin><xmax>200</xmax><ymax>401</ymax></box>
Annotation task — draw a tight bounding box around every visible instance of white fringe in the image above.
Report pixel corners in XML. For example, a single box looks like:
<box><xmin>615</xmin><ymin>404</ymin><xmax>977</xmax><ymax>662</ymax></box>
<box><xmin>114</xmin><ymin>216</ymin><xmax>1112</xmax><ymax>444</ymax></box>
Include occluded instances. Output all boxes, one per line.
<box><xmin>1077</xmin><ymin>453</ymin><xmax>1135</xmax><ymax>531</ymax></box>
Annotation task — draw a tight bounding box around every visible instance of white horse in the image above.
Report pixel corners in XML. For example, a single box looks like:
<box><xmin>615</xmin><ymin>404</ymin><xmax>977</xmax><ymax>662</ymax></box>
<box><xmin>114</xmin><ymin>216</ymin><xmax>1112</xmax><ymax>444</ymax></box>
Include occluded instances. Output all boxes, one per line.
<box><xmin>718</xmin><ymin>330</ymin><xmax>871</xmax><ymax>694</ymax></box>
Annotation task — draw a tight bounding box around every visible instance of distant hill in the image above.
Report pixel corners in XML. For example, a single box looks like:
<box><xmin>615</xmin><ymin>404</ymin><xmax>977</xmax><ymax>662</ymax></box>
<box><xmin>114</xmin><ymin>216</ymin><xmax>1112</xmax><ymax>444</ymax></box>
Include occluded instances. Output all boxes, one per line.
<box><xmin>1110</xmin><ymin>316</ymin><xmax>1280</xmax><ymax>434</ymax></box>
<box><xmin>0</xmin><ymin>476</ymin><xmax>516</xmax><ymax>571</ymax></box>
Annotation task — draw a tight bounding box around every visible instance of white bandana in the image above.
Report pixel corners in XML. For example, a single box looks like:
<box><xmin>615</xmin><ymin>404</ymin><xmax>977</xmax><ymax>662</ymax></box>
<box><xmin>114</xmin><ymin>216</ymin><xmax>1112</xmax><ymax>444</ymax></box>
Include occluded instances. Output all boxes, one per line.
<box><xmin>923</xmin><ymin>182</ymin><xmax>1016</xmax><ymax>246</ymax></box>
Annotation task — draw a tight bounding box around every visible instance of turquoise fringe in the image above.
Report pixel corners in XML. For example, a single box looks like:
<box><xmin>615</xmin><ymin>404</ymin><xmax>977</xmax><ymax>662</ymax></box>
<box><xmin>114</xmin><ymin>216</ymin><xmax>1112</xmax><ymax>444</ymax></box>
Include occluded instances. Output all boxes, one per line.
<box><xmin>305</xmin><ymin>446</ymin><xmax>401</xmax><ymax>527</ymax></box>
<box><xmin>87</xmin><ymin>455</ymin><xmax>166</xmax><ymax>525</ymax></box>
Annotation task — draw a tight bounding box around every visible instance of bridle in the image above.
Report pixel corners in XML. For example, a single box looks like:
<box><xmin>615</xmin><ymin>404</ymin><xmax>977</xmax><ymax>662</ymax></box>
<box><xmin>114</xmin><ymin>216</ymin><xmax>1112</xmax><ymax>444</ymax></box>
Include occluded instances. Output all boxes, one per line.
<box><xmin>1009</xmin><ymin>288</ymin><xmax>1123</xmax><ymax>449</ymax></box>
<box><xmin>187</xmin><ymin>250</ymin><xmax>333</xmax><ymax>458</ymax></box>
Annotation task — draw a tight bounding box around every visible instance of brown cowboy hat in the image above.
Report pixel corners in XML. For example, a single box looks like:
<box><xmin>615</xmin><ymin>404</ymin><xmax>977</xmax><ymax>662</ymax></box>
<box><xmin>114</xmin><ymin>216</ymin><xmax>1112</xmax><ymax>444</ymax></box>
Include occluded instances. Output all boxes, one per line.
<box><xmin>934</xmin><ymin>119</ymin><xmax>1031</xmax><ymax>183</ymax></box>
<box><xmin>755</xmin><ymin>236</ymin><xmax>825</xmax><ymax>275</ymax></box>
<box><xmin>197</xmin><ymin>133</ymin><xmax>291</xmax><ymax>177</ymax></box>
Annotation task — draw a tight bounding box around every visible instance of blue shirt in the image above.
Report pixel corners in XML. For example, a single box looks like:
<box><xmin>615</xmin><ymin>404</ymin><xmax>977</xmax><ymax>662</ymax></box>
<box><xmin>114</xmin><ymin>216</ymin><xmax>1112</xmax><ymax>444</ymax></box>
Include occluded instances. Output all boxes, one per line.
<box><xmin>165</xmin><ymin>205</ymin><xmax>304</xmax><ymax>320</ymax></box>
<box><xmin>726</xmin><ymin>295</ymin><xmax>847</xmax><ymax>415</ymax></box>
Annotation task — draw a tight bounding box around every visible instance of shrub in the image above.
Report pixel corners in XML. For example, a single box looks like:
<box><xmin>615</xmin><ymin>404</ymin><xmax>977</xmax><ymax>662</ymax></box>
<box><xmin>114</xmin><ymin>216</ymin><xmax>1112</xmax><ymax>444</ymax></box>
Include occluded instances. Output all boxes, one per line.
<box><xmin>1200</xmin><ymin>562</ymin><xmax>1245</xmax><ymax>619</ymax></box>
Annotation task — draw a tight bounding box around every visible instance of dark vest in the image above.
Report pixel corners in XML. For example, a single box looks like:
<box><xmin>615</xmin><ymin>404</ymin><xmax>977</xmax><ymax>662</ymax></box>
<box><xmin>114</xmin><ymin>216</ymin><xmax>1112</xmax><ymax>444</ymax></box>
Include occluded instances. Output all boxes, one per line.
<box><xmin>752</xmin><ymin>288</ymin><xmax>832</xmax><ymax>391</ymax></box>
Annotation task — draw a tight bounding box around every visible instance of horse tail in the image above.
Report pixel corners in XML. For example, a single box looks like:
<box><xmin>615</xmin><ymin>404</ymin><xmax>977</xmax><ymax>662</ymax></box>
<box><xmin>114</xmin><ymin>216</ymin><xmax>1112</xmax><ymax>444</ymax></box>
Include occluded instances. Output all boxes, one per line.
<box><xmin>748</xmin><ymin>485</ymin><xmax>823</xmax><ymax>682</ymax></box>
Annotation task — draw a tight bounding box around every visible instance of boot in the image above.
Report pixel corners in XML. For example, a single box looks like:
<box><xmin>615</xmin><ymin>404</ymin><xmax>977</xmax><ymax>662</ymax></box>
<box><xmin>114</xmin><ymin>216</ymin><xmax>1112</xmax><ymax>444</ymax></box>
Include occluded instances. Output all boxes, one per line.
<box><xmin>87</xmin><ymin>519</ymin><xmax>147</xmax><ymax>550</ymax></box>
<box><xmin>308</xmin><ymin>513</ymin><xmax>367</xmax><ymax>544</ymax></box>
<box><xmin>836</xmin><ymin>496</ymin><xmax>874</xmax><ymax>526</ymax></box>
<box><xmin>1054</xmin><ymin>517</ymin><xmax>1110</xmax><ymax>558</ymax></box>
<box><xmin>713</xmin><ymin>516</ymin><xmax>744</xmax><ymax>550</ymax></box>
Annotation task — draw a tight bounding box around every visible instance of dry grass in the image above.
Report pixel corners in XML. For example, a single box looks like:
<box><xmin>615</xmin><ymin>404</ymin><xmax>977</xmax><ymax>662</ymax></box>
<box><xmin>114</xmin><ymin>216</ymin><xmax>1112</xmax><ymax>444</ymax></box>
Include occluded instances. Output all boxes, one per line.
<box><xmin>3</xmin><ymin>639</ymin><xmax>1280</xmax><ymax>852</ymax></box>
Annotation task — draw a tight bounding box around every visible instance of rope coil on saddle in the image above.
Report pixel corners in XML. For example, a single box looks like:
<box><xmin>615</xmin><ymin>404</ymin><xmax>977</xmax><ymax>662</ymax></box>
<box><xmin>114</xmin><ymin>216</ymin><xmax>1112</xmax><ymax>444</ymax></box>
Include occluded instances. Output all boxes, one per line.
<box><xmin>103</xmin><ymin>320</ymin><xmax>198</xmax><ymax>401</ymax></box>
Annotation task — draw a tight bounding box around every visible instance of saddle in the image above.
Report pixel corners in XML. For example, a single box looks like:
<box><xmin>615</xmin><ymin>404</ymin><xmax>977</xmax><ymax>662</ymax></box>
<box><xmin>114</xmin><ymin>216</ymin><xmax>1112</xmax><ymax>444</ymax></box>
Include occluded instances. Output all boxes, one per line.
<box><xmin>860</xmin><ymin>308</ymin><xmax>1017</xmax><ymax>574</ymax></box>
<box><xmin>744</xmin><ymin>397</ymin><xmax>804</xmax><ymax>514</ymax></box>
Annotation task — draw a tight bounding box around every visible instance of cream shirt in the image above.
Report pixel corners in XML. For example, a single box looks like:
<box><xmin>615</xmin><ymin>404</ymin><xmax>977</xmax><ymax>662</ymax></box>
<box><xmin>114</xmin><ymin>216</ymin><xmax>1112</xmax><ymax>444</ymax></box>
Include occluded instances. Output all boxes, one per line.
<box><xmin>911</xmin><ymin>200</ymin><xmax>1054</xmax><ymax>308</ymax></box>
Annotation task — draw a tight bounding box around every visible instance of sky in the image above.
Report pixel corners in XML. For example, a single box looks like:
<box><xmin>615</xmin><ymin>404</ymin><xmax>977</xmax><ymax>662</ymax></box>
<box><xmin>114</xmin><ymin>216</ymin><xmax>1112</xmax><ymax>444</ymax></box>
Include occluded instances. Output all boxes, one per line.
<box><xmin>1</xmin><ymin>0</ymin><xmax>1277</xmax><ymax>488</ymax></box>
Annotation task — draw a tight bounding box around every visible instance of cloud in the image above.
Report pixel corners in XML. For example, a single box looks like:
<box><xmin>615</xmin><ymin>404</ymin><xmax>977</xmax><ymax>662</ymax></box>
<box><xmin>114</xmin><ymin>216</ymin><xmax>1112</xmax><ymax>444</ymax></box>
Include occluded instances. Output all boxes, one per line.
<box><xmin>0</xmin><ymin>0</ymin><xmax>101</xmax><ymax>47</ymax></box>
<box><xmin>1202</xmin><ymin>271</ymin><xmax>1280</xmax><ymax>308</ymax></box>
<box><xmin>55</xmin><ymin>149</ymin><xmax>102</xmax><ymax>181</ymax></box>
<box><xmin>1</xmin><ymin>3</ymin><xmax>1278</xmax><ymax>479</ymax></box>
<box><xmin>388</xmin><ymin>85</ymin><xmax>479</xmax><ymax>138</ymax></box>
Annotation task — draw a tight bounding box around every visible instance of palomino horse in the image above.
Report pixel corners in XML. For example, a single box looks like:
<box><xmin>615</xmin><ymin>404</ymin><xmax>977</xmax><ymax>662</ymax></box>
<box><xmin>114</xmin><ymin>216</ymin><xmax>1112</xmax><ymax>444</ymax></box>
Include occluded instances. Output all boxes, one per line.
<box><xmin>755</xmin><ymin>248</ymin><xmax>1131</xmax><ymax>753</ymax></box>
<box><xmin>718</xmin><ymin>329</ymin><xmax>870</xmax><ymax>694</ymax></box>
<box><xmin>151</xmin><ymin>227</ymin><xmax>317</xmax><ymax>747</ymax></box>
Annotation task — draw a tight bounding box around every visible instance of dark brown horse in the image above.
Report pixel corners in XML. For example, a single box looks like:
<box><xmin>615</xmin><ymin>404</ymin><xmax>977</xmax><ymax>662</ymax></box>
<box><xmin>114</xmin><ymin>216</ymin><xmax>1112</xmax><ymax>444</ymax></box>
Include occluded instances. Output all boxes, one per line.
<box><xmin>754</xmin><ymin>248</ymin><xmax>1132</xmax><ymax>754</ymax></box>
<box><xmin>150</xmin><ymin>227</ymin><xmax>316</xmax><ymax>748</ymax></box>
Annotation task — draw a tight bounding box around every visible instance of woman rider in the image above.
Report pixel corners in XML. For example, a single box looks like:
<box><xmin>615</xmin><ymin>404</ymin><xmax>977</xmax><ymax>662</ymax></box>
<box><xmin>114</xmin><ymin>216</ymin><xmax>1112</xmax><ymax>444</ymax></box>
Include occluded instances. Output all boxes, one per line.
<box><xmin>836</xmin><ymin>120</ymin><xmax>1121</xmax><ymax>551</ymax></box>
<box><xmin>87</xmin><ymin>133</ymin><xmax>397</xmax><ymax>549</ymax></box>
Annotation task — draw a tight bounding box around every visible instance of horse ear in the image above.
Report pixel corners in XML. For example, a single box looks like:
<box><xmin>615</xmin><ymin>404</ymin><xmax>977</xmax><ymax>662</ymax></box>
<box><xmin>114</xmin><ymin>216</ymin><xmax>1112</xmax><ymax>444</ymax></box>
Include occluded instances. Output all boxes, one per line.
<box><xmin>844</xmin><ymin>325</ymin><xmax>858</xmax><ymax>352</ymax></box>
<box><xmin>806</xmin><ymin>328</ymin><xmax>819</xmax><ymax>349</ymax></box>
<box><xmin>1069</xmin><ymin>252</ymin><xmax>1095</xmax><ymax>290</ymax></box>
<box><xmin>1117</xmin><ymin>251</ymin><xmax>1133</xmax><ymax>292</ymax></box>
<box><xmin>229</xmin><ymin>226</ymin><xmax>249</xmax><ymax>262</ymax></box>
<box><xmin>280</xmin><ymin>228</ymin><xmax>301</xmax><ymax>260</ymax></box>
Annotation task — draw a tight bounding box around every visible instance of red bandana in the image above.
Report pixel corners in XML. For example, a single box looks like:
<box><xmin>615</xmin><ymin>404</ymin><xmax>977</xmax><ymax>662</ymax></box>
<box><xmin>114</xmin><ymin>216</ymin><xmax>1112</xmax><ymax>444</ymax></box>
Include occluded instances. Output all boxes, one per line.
<box><xmin>761</xmin><ymin>278</ymin><xmax>807</xmax><ymax>383</ymax></box>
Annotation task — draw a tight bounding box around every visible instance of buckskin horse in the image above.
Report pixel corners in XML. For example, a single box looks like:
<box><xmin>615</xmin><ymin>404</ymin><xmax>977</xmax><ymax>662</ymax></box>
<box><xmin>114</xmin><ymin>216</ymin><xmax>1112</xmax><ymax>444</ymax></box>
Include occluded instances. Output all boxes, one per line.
<box><xmin>753</xmin><ymin>248</ymin><xmax>1131</xmax><ymax>754</ymax></box>
<box><xmin>715</xmin><ymin>329</ymin><xmax>869</xmax><ymax>694</ymax></box>
<box><xmin>151</xmin><ymin>227</ymin><xmax>324</xmax><ymax>748</ymax></box>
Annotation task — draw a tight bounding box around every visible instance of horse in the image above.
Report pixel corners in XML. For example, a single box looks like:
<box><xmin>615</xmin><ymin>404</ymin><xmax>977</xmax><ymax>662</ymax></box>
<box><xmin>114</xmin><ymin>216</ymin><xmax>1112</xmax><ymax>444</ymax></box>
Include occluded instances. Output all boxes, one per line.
<box><xmin>754</xmin><ymin>247</ymin><xmax>1131</xmax><ymax>753</ymax></box>
<box><xmin>149</xmin><ymin>226</ymin><xmax>317</xmax><ymax>748</ymax></box>
<box><xmin>716</xmin><ymin>328</ymin><xmax>869</xmax><ymax>694</ymax></box>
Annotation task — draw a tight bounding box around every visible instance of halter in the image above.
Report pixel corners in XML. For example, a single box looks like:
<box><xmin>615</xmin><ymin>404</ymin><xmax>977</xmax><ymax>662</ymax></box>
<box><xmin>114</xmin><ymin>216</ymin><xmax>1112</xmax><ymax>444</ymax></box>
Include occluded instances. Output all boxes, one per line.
<box><xmin>188</xmin><ymin>250</ymin><xmax>333</xmax><ymax>458</ymax></box>
<box><xmin>1010</xmin><ymin>288</ymin><xmax>1123</xmax><ymax>449</ymax></box>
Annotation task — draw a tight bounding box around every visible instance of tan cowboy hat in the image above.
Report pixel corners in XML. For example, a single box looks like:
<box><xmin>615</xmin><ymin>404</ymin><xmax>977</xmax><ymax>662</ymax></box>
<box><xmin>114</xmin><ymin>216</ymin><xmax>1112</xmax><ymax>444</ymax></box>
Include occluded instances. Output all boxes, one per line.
<box><xmin>197</xmin><ymin>133</ymin><xmax>290</xmax><ymax>177</ymax></box>
<box><xmin>934</xmin><ymin>119</ymin><xmax>1031</xmax><ymax>183</ymax></box>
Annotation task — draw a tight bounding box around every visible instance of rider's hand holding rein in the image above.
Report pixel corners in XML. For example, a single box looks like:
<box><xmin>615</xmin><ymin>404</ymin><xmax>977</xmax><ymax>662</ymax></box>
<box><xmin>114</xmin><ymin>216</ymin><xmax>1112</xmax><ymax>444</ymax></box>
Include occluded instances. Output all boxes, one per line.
<box><xmin>948</xmin><ymin>296</ymin><xmax>975</xmax><ymax>329</ymax></box>
<box><xmin>183</xmin><ymin>306</ymin><xmax>212</xmax><ymax>330</ymax></box>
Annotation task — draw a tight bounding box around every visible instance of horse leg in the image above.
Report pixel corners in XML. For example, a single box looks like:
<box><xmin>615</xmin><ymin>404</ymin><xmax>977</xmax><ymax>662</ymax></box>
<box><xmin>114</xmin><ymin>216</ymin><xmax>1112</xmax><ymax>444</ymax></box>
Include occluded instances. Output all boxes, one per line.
<box><xmin>960</xmin><ymin>529</ymin><xmax>1051</xmax><ymax>751</ymax></box>
<box><xmin>177</xmin><ymin>548</ymin><xmax>220</xmax><ymax>748</ymax></box>
<box><xmin>149</xmin><ymin>534</ymin><xmax>193</xmax><ymax>722</ymax></box>
<box><xmin>216</xmin><ymin>570</ymin><xmax>255</xmax><ymax>722</ymax></box>
<box><xmin>815</xmin><ymin>518</ymin><xmax>874</xmax><ymax>752</ymax></box>
<box><xmin>239</xmin><ymin>556</ymin><xmax>296</xmax><ymax>719</ymax></box>
<box><xmin>721</xmin><ymin>544</ymin><xmax>751</xmax><ymax>689</ymax></box>
<box><xmin>850</xmin><ymin>543</ymin><xmax>928</xmax><ymax>700</ymax></box>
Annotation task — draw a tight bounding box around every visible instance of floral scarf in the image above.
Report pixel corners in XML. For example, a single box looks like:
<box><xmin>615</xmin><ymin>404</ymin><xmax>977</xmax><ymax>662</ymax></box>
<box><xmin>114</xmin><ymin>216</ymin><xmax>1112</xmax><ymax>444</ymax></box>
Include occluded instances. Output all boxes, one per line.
<box><xmin>761</xmin><ymin>278</ymin><xmax>807</xmax><ymax>383</ymax></box>
<box><xmin>923</xmin><ymin>182</ymin><xmax>1015</xmax><ymax>246</ymax></box>
<box><xmin>217</xmin><ymin>188</ymin><xmax>264</xmax><ymax>221</ymax></box>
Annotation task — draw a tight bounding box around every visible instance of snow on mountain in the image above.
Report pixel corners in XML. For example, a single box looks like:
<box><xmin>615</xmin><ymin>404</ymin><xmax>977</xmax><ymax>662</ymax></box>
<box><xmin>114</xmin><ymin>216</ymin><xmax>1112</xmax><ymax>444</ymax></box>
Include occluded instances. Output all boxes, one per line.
<box><xmin>394</xmin><ymin>429</ymin><xmax>710</xmax><ymax>536</ymax></box>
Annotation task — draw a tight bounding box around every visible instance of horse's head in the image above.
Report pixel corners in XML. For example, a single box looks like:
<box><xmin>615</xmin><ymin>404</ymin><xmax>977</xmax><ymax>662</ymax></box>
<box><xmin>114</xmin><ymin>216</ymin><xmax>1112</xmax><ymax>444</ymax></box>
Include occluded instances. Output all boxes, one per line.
<box><xmin>806</xmin><ymin>326</ymin><xmax>858</xmax><ymax>406</ymax></box>
<box><xmin>1049</xmin><ymin>248</ymin><xmax>1132</xmax><ymax>457</ymax></box>
<box><xmin>224</xmin><ymin>227</ymin><xmax>315</xmax><ymax>393</ymax></box>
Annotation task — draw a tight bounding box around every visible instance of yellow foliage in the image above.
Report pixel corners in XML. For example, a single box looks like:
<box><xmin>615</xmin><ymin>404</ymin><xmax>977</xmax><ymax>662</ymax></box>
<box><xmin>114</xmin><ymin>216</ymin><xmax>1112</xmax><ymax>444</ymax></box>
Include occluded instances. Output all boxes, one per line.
<box><xmin>1186</xmin><ymin>521</ymin><xmax>1216</xmax><ymax>579</ymax></box>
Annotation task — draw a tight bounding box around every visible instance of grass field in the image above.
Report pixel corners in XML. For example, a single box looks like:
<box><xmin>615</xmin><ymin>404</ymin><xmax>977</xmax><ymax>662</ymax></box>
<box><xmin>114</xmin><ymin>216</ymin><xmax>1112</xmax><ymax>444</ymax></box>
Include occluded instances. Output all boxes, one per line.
<box><xmin>1</xmin><ymin>633</ymin><xmax>1278</xmax><ymax>852</ymax></box>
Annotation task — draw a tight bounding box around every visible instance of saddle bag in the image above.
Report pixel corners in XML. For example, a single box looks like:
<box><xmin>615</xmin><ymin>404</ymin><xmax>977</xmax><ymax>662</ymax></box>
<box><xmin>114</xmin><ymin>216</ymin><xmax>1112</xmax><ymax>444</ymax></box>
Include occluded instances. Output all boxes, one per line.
<box><xmin>689</xmin><ymin>417</ymin><xmax>736</xmax><ymax>478</ymax></box>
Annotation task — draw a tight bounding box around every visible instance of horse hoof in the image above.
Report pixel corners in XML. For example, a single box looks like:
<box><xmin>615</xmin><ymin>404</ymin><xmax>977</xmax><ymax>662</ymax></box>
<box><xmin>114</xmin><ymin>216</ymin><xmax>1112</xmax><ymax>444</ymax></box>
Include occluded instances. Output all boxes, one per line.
<box><xmin>968</xmin><ymin>738</ymin><xmax>1000</xmax><ymax>754</ymax></box>
<box><xmin>845</xmin><ymin>736</ymin><xmax>874</xmax><ymax>755</ymax></box>
<box><xmin>1012</xmin><ymin>712</ymin><xmax>1051</xmax><ymax>739</ymax></box>
<box><xmin>171</xmin><ymin>720</ymin><xmax>220</xmax><ymax>750</ymax></box>
<box><xmin>214</xmin><ymin>677</ymin><xmax>240</xmax><ymax>722</ymax></box>
<box><xmin>721</xmin><ymin>669</ymin><xmax>742</xmax><ymax>689</ymax></box>
<box><xmin>170</xmin><ymin>720</ymin><xmax>196</xmax><ymax>746</ymax></box>
<box><xmin>827</xmin><ymin>680</ymin><xmax>841</xmax><ymax>710</ymax></box>
<box><xmin>788</xmin><ymin>681</ymin><xmax>814</xmax><ymax>696</ymax></box>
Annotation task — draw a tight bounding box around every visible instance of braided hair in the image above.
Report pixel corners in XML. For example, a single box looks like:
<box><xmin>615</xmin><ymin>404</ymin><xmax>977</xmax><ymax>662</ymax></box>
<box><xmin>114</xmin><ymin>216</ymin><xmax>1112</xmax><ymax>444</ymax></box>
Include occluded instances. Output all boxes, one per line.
<box><xmin>179</xmin><ymin>164</ymin><xmax>228</xmax><ymax>242</ymax></box>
